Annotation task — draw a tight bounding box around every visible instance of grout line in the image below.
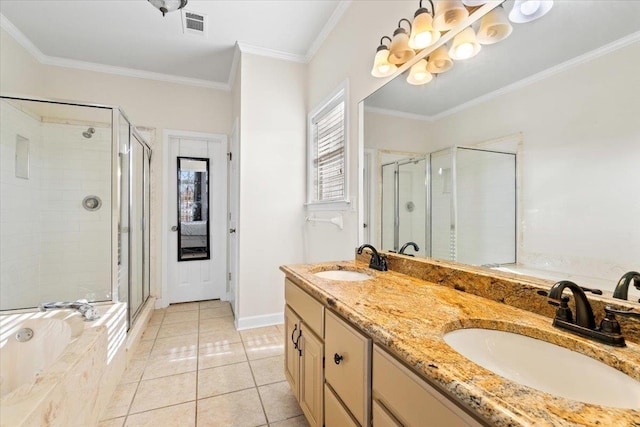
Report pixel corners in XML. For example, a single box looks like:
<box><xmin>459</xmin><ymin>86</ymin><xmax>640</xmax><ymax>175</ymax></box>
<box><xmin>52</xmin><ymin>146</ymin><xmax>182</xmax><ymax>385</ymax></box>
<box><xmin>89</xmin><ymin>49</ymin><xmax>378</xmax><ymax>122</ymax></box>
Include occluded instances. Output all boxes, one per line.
<box><xmin>241</xmin><ymin>329</ymin><xmax>270</xmax><ymax>425</ymax></box>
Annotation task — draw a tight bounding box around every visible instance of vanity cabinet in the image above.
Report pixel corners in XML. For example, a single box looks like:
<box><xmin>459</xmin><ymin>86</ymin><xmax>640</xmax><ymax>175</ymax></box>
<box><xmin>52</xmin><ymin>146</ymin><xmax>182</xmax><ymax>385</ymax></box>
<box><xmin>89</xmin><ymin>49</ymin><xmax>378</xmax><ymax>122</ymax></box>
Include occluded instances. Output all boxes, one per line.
<box><xmin>284</xmin><ymin>280</ymin><xmax>324</xmax><ymax>427</ymax></box>
<box><xmin>372</xmin><ymin>345</ymin><xmax>481</xmax><ymax>427</ymax></box>
<box><xmin>324</xmin><ymin>310</ymin><xmax>371</xmax><ymax>427</ymax></box>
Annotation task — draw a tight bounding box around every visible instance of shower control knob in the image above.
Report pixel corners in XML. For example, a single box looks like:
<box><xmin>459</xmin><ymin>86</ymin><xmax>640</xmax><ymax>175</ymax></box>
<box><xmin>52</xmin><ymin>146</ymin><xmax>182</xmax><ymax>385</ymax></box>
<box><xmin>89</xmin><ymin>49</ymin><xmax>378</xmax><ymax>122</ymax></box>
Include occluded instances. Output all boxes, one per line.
<box><xmin>171</xmin><ymin>226</ymin><xmax>178</xmax><ymax>232</ymax></box>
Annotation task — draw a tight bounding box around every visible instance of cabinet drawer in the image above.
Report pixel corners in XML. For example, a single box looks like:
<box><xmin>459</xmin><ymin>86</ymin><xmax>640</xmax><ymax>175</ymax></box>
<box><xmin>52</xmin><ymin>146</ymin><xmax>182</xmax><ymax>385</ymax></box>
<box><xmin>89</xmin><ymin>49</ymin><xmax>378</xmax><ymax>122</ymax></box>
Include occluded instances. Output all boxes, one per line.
<box><xmin>372</xmin><ymin>400</ymin><xmax>401</xmax><ymax>427</ymax></box>
<box><xmin>285</xmin><ymin>279</ymin><xmax>324</xmax><ymax>337</ymax></box>
<box><xmin>324</xmin><ymin>384</ymin><xmax>359</xmax><ymax>427</ymax></box>
<box><xmin>325</xmin><ymin>311</ymin><xmax>371</xmax><ymax>426</ymax></box>
<box><xmin>373</xmin><ymin>345</ymin><xmax>481</xmax><ymax>427</ymax></box>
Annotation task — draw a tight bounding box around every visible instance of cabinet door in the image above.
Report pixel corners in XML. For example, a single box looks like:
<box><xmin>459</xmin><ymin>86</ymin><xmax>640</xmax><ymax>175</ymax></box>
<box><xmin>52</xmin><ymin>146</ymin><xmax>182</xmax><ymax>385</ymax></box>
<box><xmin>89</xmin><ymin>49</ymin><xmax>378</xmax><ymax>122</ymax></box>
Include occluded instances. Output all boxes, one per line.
<box><xmin>299</xmin><ymin>325</ymin><xmax>324</xmax><ymax>427</ymax></box>
<box><xmin>284</xmin><ymin>305</ymin><xmax>301</xmax><ymax>399</ymax></box>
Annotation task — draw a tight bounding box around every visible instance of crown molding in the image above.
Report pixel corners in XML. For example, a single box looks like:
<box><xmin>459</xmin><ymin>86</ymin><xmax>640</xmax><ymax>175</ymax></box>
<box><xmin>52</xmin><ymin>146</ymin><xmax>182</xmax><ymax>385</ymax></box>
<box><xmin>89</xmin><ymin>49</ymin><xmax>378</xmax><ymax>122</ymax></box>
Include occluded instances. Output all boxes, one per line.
<box><xmin>1</xmin><ymin>13</ymin><xmax>231</xmax><ymax>91</ymax></box>
<box><xmin>236</xmin><ymin>41</ymin><xmax>307</xmax><ymax>63</ymax></box>
<box><xmin>305</xmin><ymin>0</ymin><xmax>352</xmax><ymax>62</ymax></box>
<box><xmin>431</xmin><ymin>31</ymin><xmax>640</xmax><ymax>121</ymax></box>
<box><xmin>227</xmin><ymin>43</ymin><xmax>241</xmax><ymax>89</ymax></box>
<box><xmin>0</xmin><ymin>13</ymin><xmax>46</xmax><ymax>62</ymax></box>
<box><xmin>41</xmin><ymin>55</ymin><xmax>230</xmax><ymax>90</ymax></box>
<box><xmin>364</xmin><ymin>106</ymin><xmax>433</xmax><ymax>122</ymax></box>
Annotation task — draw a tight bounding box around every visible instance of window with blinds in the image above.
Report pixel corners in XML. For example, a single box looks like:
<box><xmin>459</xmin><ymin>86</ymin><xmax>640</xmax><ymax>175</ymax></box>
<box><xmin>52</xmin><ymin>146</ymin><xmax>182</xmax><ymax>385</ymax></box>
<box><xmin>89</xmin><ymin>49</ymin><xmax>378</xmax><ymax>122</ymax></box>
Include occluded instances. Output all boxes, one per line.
<box><xmin>307</xmin><ymin>85</ymin><xmax>348</xmax><ymax>208</ymax></box>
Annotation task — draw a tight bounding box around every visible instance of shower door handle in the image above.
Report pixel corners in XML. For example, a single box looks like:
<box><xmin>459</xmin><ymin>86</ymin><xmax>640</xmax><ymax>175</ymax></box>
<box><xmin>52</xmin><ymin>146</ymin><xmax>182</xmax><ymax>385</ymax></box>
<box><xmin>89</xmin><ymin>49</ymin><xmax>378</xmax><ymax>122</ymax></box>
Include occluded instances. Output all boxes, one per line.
<box><xmin>171</xmin><ymin>225</ymin><xmax>178</xmax><ymax>232</ymax></box>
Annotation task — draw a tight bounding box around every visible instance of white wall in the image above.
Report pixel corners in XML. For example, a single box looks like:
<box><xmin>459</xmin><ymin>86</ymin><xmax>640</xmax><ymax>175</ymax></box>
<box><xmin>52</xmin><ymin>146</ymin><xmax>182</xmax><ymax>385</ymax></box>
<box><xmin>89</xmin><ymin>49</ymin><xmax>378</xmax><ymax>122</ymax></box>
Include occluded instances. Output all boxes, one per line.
<box><xmin>236</xmin><ymin>53</ymin><xmax>307</xmax><ymax>327</ymax></box>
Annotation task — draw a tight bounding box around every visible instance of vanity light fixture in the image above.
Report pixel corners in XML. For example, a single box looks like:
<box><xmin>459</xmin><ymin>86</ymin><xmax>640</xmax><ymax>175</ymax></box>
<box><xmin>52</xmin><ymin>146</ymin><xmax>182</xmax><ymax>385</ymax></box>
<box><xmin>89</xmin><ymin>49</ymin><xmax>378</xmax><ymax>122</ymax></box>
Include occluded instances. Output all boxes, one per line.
<box><xmin>408</xmin><ymin>0</ymin><xmax>440</xmax><ymax>50</ymax></box>
<box><xmin>449</xmin><ymin>26</ymin><xmax>482</xmax><ymax>60</ymax></box>
<box><xmin>508</xmin><ymin>0</ymin><xmax>554</xmax><ymax>23</ymax></box>
<box><xmin>477</xmin><ymin>5</ymin><xmax>513</xmax><ymax>44</ymax></box>
<box><xmin>389</xmin><ymin>19</ymin><xmax>416</xmax><ymax>65</ymax></box>
<box><xmin>426</xmin><ymin>45</ymin><xmax>453</xmax><ymax>73</ymax></box>
<box><xmin>433</xmin><ymin>0</ymin><xmax>469</xmax><ymax>32</ymax></box>
<box><xmin>371</xmin><ymin>36</ymin><xmax>398</xmax><ymax>77</ymax></box>
<box><xmin>148</xmin><ymin>0</ymin><xmax>188</xmax><ymax>16</ymax></box>
<box><xmin>407</xmin><ymin>59</ymin><xmax>433</xmax><ymax>85</ymax></box>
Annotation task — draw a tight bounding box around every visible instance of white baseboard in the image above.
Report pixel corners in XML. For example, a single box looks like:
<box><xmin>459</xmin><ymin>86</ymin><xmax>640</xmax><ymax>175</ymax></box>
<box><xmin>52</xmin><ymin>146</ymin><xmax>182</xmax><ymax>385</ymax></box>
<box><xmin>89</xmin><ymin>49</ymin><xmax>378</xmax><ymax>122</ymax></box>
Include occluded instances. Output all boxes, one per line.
<box><xmin>235</xmin><ymin>312</ymin><xmax>284</xmax><ymax>331</ymax></box>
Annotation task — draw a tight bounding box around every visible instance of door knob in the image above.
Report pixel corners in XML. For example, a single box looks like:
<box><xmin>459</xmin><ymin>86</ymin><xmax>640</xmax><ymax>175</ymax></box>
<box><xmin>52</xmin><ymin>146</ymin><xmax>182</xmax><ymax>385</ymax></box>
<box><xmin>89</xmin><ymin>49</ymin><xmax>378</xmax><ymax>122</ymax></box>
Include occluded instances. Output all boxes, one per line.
<box><xmin>171</xmin><ymin>225</ymin><xmax>178</xmax><ymax>232</ymax></box>
<box><xmin>229</xmin><ymin>228</ymin><xmax>236</xmax><ymax>234</ymax></box>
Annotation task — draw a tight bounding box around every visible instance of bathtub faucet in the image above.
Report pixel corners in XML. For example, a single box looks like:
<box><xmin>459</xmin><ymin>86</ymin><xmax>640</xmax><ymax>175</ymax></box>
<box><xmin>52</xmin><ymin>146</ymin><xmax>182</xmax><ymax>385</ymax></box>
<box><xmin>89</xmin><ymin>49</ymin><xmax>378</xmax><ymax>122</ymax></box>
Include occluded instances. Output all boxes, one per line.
<box><xmin>38</xmin><ymin>300</ymin><xmax>100</xmax><ymax>321</ymax></box>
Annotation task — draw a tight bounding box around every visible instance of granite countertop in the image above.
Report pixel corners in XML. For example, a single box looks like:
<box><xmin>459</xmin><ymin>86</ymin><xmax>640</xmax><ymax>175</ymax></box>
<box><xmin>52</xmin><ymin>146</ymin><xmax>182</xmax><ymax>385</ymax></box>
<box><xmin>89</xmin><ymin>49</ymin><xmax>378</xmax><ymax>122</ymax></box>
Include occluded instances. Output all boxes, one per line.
<box><xmin>280</xmin><ymin>260</ymin><xmax>640</xmax><ymax>427</ymax></box>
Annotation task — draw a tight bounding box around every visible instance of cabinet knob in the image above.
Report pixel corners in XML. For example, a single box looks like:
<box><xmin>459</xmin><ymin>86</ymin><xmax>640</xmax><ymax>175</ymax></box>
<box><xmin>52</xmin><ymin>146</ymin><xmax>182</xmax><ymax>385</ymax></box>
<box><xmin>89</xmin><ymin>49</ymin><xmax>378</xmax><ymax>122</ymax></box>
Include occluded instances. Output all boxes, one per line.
<box><xmin>334</xmin><ymin>353</ymin><xmax>344</xmax><ymax>365</ymax></box>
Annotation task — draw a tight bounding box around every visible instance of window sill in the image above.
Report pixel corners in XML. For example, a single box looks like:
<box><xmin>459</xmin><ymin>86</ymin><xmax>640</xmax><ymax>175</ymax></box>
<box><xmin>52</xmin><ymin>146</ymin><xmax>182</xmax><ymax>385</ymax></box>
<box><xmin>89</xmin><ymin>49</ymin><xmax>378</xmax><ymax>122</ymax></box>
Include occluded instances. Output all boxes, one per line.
<box><xmin>305</xmin><ymin>200</ymin><xmax>351</xmax><ymax>212</ymax></box>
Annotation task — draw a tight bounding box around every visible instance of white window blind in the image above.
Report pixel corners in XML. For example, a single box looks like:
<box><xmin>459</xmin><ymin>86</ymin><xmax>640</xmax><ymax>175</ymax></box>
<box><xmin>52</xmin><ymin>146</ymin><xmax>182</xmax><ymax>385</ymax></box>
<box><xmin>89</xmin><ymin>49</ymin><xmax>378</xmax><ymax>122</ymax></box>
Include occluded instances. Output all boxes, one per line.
<box><xmin>313</xmin><ymin>101</ymin><xmax>345</xmax><ymax>201</ymax></box>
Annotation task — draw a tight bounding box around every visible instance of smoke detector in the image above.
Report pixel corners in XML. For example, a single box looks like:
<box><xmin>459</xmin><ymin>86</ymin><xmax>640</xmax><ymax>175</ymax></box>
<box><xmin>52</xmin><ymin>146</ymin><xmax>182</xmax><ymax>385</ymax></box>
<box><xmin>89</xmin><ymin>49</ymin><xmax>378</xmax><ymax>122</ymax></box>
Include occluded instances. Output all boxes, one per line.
<box><xmin>182</xmin><ymin>10</ymin><xmax>207</xmax><ymax>37</ymax></box>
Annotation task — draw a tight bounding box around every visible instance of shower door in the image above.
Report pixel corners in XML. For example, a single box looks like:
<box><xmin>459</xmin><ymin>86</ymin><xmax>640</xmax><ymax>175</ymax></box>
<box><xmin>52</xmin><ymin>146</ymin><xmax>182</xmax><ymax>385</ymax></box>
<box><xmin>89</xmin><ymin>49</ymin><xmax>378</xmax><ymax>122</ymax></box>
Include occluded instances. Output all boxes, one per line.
<box><xmin>380</xmin><ymin>157</ymin><xmax>428</xmax><ymax>256</ymax></box>
<box><xmin>430</xmin><ymin>147</ymin><xmax>516</xmax><ymax>265</ymax></box>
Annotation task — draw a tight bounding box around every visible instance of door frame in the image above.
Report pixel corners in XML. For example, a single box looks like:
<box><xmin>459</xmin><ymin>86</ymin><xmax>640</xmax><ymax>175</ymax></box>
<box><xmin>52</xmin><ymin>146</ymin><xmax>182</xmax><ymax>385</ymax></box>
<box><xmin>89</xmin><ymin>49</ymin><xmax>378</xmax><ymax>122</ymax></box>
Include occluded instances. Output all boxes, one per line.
<box><xmin>161</xmin><ymin>129</ymin><xmax>228</xmax><ymax>308</ymax></box>
<box><xmin>228</xmin><ymin>118</ymin><xmax>240</xmax><ymax>318</ymax></box>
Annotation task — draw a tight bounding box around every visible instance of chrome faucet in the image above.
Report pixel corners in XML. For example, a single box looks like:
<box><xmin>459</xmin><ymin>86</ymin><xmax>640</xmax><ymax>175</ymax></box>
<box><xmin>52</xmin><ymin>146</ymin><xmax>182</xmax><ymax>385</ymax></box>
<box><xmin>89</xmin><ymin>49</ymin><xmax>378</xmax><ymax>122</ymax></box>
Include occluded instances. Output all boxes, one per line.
<box><xmin>357</xmin><ymin>244</ymin><xmax>388</xmax><ymax>271</ymax></box>
<box><xmin>612</xmin><ymin>271</ymin><xmax>640</xmax><ymax>302</ymax></box>
<box><xmin>546</xmin><ymin>281</ymin><xmax>627</xmax><ymax>346</ymax></box>
<box><xmin>39</xmin><ymin>300</ymin><xmax>100</xmax><ymax>321</ymax></box>
<box><xmin>398</xmin><ymin>242</ymin><xmax>419</xmax><ymax>257</ymax></box>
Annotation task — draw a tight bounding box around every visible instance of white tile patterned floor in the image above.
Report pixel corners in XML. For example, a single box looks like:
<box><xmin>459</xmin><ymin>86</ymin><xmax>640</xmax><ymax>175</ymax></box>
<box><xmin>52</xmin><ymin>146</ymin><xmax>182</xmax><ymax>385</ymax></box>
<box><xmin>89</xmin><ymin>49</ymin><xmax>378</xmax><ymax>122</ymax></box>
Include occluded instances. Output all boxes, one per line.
<box><xmin>99</xmin><ymin>300</ymin><xmax>309</xmax><ymax>427</ymax></box>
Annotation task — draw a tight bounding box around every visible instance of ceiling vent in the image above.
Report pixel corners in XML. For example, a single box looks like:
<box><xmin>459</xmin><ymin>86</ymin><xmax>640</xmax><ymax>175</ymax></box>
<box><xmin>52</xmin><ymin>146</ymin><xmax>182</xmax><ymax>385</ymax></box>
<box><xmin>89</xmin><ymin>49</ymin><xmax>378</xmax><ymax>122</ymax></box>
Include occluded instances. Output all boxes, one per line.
<box><xmin>182</xmin><ymin>10</ymin><xmax>207</xmax><ymax>37</ymax></box>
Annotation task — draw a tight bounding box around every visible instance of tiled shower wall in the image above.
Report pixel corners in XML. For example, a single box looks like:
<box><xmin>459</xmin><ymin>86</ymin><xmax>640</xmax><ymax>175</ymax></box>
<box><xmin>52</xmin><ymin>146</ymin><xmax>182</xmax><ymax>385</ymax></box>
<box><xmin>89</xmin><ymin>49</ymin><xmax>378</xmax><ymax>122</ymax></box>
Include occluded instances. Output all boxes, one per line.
<box><xmin>0</xmin><ymin>102</ymin><xmax>42</xmax><ymax>310</ymax></box>
<box><xmin>0</xmin><ymin>102</ymin><xmax>112</xmax><ymax>310</ymax></box>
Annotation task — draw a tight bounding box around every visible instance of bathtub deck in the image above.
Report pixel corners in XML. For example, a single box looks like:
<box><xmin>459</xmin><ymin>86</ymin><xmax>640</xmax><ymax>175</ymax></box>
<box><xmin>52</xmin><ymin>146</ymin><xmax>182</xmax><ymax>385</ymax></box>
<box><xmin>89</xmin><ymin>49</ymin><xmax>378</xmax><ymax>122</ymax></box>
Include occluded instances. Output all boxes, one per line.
<box><xmin>98</xmin><ymin>300</ymin><xmax>306</xmax><ymax>427</ymax></box>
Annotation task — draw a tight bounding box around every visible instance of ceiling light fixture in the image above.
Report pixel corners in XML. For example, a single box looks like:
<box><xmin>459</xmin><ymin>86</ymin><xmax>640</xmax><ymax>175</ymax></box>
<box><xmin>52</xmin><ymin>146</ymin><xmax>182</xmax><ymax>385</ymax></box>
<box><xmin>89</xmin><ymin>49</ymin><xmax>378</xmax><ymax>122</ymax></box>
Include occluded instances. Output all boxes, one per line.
<box><xmin>370</xmin><ymin>1</ymin><xmax>552</xmax><ymax>88</ymax></box>
<box><xmin>148</xmin><ymin>0</ymin><xmax>188</xmax><ymax>17</ymax></box>
<box><xmin>426</xmin><ymin>45</ymin><xmax>453</xmax><ymax>74</ymax></box>
<box><xmin>409</xmin><ymin>0</ymin><xmax>440</xmax><ymax>50</ymax></box>
<box><xmin>389</xmin><ymin>19</ymin><xmax>416</xmax><ymax>65</ymax></box>
<box><xmin>509</xmin><ymin>0</ymin><xmax>554</xmax><ymax>23</ymax></box>
<box><xmin>371</xmin><ymin>36</ymin><xmax>398</xmax><ymax>78</ymax></box>
<box><xmin>433</xmin><ymin>0</ymin><xmax>469</xmax><ymax>32</ymax></box>
<box><xmin>407</xmin><ymin>59</ymin><xmax>433</xmax><ymax>85</ymax></box>
<box><xmin>477</xmin><ymin>5</ymin><xmax>513</xmax><ymax>44</ymax></box>
<box><xmin>449</xmin><ymin>26</ymin><xmax>481</xmax><ymax>60</ymax></box>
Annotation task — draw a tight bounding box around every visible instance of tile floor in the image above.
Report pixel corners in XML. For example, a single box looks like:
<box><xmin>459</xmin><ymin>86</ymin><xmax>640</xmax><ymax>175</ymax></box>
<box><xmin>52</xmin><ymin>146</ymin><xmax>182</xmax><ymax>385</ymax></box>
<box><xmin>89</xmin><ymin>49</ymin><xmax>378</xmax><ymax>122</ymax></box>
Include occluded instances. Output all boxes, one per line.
<box><xmin>99</xmin><ymin>300</ymin><xmax>309</xmax><ymax>427</ymax></box>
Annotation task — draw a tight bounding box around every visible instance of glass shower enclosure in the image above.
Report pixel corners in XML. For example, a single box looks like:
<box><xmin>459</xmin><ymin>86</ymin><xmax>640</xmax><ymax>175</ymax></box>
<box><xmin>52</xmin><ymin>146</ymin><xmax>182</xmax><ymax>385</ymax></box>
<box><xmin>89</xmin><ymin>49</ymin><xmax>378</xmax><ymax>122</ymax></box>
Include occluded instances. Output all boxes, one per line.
<box><xmin>381</xmin><ymin>147</ymin><xmax>516</xmax><ymax>266</ymax></box>
<box><xmin>0</xmin><ymin>96</ymin><xmax>151</xmax><ymax>328</ymax></box>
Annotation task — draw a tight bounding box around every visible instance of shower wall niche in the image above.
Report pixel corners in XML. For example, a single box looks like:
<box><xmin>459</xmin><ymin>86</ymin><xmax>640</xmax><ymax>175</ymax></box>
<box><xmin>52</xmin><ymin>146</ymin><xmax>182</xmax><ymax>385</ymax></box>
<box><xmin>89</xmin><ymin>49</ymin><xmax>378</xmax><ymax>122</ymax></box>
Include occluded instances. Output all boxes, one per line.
<box><xmin>0</xmin><ymin>96</ymin><xmax>151</xmax><ymax>327</ymax></box>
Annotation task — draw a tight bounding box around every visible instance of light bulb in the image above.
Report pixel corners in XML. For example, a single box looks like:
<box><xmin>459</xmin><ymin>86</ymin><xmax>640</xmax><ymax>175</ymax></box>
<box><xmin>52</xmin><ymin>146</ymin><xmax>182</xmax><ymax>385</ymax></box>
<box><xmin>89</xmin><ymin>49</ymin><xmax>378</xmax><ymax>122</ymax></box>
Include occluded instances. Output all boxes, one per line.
<box><xmin>455</xmin><ymin>42</ymin><xmax>474</xmax><ymax>59</ymax></box>
<box><xmin>414</xmin><ymin>32</ymin><xmax>433</xmax><ymax>49</ymax></box>
<box><xmin>520</xmin><ymin>0</ymin><xmax>541</xmax><ymax>16</ymax></box>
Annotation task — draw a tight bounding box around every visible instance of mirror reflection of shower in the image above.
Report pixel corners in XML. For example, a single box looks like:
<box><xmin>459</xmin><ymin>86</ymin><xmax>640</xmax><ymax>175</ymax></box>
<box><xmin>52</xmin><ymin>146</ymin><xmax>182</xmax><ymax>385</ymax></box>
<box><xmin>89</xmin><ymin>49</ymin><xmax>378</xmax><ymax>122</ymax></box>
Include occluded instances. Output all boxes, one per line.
<box><xmin>82</xmin><ymin>127</ymin><xmax>95</xmax><ymax>138</ymax></box>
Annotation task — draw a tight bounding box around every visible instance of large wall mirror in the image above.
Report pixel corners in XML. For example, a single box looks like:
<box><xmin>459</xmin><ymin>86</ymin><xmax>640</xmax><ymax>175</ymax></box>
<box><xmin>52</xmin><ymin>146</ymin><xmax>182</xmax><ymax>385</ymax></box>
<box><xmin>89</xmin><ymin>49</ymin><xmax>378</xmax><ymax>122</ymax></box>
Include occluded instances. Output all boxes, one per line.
<box><xmin>360</xmin><ymin>0</ymin><xmax>640</xmax><ymax>303</ymax></box>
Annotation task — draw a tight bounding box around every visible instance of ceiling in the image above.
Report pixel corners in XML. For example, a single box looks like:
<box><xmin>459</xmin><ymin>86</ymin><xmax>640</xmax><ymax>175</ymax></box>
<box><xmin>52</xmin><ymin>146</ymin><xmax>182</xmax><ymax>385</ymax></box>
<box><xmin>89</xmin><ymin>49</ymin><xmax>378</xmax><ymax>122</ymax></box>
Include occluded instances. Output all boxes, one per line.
<box><xmin>365</xmin><ymin>0</ymin><xmax>640</xmax><ymax>119</ymax></box>
<box><xmin>0</xmin><ymin>0</ymin><xmax>349</xmax><ymax>89</ymax></box>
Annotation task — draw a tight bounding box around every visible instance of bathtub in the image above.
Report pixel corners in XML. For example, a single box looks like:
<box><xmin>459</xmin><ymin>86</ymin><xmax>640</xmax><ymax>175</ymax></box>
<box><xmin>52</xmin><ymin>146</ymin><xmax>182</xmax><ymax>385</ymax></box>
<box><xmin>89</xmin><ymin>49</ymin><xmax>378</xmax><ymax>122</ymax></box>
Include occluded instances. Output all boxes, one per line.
<box><xmin>0</xmin><ymin>308</ymin><xmax>117</xmax><ymax>427</ymax></box>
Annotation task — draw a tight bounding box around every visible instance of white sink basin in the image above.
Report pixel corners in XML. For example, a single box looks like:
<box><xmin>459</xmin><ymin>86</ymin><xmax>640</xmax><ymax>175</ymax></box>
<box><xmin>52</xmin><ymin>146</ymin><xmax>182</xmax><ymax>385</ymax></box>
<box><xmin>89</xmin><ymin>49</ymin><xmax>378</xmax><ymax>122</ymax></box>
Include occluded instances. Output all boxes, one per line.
<box><xmin>444</xmin><ymin>328</ymin><xmax>640</xmax><ymax>409</ymax></box>
<box><xmin>313</xmin><ymin>270</ymin><xmax>372</xmax><ymax>281</ymax></box>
